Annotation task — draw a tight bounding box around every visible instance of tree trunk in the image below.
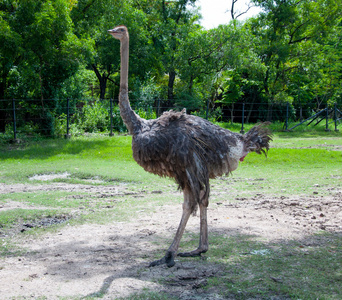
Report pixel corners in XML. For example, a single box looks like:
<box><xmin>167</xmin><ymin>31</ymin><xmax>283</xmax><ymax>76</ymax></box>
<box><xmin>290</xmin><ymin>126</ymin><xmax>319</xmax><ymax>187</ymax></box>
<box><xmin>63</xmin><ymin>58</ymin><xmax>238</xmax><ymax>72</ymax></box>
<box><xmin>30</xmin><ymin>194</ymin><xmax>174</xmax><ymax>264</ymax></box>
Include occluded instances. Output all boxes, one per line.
<box><xmin>246</xmin><ymin>102</ymin><xmax>254</xmax><ymax>123</ymax></box>
<box><xmin>0</xmin><ymin>102</ymin><xmax>7</xmax><ymax>132</ymax></box>
<box><xmin>0</xmin><ymin>80</ymin><xmax>6</xmax><ymax>132</ymax></box>
<box><xmin>246</xmin><ymin>90</ymin><xmax>256</xmax><ymax>123</ymax></box>
<box><xmin>92</xmin><ymin>64</ymin><xmax>109</xmax><ymax>100</ymax></box>
<box><xmin>188</xmin><ymin>74</ymin><xmax>194</xmax><ymax>95</ymax></box>
<box><xmin>99</xmin><ymin>75</ymin><xmax>107</xmax><ymax>100</ymax></box>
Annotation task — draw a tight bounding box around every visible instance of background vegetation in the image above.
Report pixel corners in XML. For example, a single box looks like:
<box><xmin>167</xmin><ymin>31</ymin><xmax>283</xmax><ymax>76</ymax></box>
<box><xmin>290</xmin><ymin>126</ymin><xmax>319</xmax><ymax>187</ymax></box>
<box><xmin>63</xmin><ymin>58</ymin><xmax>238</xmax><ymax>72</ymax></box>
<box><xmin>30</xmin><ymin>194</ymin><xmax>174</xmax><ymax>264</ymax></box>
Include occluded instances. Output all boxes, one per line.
<box><xmin>1</xmin><ymin>0</ymin><xmax>342</xmax><ymax>136</ymax></box>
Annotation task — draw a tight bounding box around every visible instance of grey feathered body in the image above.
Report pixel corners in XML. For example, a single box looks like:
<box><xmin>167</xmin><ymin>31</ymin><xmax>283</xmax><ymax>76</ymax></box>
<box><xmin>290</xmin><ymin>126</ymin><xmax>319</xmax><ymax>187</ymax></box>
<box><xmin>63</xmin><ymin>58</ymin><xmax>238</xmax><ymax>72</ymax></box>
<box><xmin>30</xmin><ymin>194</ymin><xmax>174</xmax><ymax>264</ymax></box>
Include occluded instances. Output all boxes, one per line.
<box><xmin>131</xmin><ymin>109</ymin><xmax>271</xmax><ymax>212</ymax></box>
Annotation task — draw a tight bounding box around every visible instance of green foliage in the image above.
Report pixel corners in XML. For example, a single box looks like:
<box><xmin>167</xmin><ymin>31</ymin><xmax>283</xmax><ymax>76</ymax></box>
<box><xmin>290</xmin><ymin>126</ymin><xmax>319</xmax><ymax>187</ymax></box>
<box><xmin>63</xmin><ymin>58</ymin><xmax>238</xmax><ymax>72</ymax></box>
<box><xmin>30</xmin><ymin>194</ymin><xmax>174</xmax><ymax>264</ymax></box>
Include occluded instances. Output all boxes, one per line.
<box><xmin>0</xmin><ymin>0</ymin><xmax>342</xmax><ymax>136</ymax></box>
<box><xmin>250</xmin><ymin>0</ymin><xmax>342</xmax><ymax>108</ymax></box>
<box><xmin>54</xmin><ymin>100</ymin><xmax>128</xmax><ymax>136</ymax></box>
<box><xmin>174</xmin><ymin>92</ymin><xmax>202</xmax><ymax>112</ymax></box>
<box><xmin>57</xmin><ymin>67</ymin><xmax>96</xmax><ymax>100</ymax></box>
<box><xmin>131</xmin><ymin>77</ymin><xmax>162</xmax><ymax>112</ymax></box>
<box><xmin>0</xmin><ymin>0</ymin><xmax>89</xmax><ymax>100</ymax></box>
<box><xmin>76</xmin><ymin>100</ymin><xmax>109</xmax><ymax>133</ymax></box>
<box><xmin>111</xmin><ymin>105</ymin><xmax>127</xmax><ymax>133</ymax></box>
<box><xmin>136</xmin><ymin>108</ymin><xmax>156</xmax><ymax>120</ymax></box>
<box><xmin>192</xmin><ymin>106</ymin><xmax>223</xmax><ymax>123</ymax></box>
<box><xmin>53</xmin><ymin>113</ymin><xmax>67</xmax><ymax>137</ymax></box>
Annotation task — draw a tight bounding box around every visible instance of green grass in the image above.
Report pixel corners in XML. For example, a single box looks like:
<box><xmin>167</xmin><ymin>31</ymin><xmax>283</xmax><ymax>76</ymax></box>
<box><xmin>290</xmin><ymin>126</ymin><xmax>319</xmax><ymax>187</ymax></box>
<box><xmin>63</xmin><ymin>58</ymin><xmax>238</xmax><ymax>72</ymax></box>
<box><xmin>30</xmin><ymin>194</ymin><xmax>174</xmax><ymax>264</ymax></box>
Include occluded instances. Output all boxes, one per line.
<box><xmin>0</xmin><ymin>208</ymin><xmax>62</xmax><ymax>229</ymax></box>
<box><xmin>220</xmin><ymin>120</ymin><xmax>342</xmax><ymax>135</ymax></box>
<box><xmin>0</xmin><ymin>135</ymin><xmax>142</xmax><ymax>184</ymax></box>
<box><xmin>205</xmin><ymin>147</ymin><xmax>342</xmax><ymax>201</ymax></box>
<box><xmin>117</xmin><ymin>291</ymin><xmax>177</xmax><ymax>300</ymax></box>
<box><xmin>172</xmin><ymin>231</ymin><xmax>342</xmax><ymax>299</ymax></box>
<box><xmin>0</xmin><ymin>190</ymin><xmax>86</xmax><ymax>208</ymax></box>
<box><xmin>0</xmin><ymin>127</ymin><xmax>341</xmax><ymax>299</ymax></box>
<box><xmin>207</xmin><ymin>232</ymin><xmax>342</xmax><ymax>299</ymax></box>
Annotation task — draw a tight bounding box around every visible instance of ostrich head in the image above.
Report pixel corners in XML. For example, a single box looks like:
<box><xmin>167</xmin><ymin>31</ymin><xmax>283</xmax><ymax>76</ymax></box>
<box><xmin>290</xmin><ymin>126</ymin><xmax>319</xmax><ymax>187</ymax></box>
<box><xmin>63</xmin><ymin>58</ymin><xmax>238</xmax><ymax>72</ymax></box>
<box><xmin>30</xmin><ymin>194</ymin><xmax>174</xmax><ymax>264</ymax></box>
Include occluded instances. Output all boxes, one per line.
<box><xmin>108</xmin><ymin>25</ymin><xmax>129</xmax><ymax>40</ymax></box>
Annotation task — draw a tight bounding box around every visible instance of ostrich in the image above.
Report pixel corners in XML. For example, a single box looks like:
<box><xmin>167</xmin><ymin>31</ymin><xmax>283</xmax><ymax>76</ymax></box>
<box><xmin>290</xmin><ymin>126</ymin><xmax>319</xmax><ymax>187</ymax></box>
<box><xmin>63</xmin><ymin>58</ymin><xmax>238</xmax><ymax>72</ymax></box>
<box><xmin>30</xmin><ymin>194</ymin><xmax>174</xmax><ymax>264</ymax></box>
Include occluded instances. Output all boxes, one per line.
<box><xmin>108</xmin><ymin>25</ymin><xmax>272</xmax><ymax>268</ymax></box>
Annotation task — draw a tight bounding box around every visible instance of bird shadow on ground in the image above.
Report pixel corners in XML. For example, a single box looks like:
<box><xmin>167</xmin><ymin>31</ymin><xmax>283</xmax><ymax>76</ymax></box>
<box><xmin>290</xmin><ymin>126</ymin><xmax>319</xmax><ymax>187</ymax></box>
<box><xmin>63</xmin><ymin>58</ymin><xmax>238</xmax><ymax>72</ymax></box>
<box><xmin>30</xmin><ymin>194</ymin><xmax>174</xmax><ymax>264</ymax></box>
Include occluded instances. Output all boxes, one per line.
<box><xmin>15</xmin><ymin>223</ymin><xmax>340</xmax><ymax>300</ymax></box>
<box><xmin>37</xmin><ymin>229</ymin><xmax>228</xmax><ymax>299</ymax></box>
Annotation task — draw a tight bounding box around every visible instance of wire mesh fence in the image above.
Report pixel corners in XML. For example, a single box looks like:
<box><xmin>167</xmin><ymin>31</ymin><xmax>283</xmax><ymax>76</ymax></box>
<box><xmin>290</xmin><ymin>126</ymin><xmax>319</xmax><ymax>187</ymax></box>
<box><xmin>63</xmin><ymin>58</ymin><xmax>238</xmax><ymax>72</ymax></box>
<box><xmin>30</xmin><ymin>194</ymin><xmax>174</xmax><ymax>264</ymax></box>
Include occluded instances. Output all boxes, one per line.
<box><xmin>0</xmin><ymin>98</ymin><xmax>341</xmax><ymax>141</ymax></box>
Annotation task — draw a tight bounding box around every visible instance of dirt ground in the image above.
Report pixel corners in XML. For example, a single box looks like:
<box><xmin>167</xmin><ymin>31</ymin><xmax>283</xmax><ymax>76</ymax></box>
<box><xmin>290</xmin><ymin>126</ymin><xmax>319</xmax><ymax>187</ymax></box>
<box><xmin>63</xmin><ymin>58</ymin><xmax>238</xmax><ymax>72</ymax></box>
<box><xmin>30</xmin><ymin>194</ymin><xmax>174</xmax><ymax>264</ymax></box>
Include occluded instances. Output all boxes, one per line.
<box><xmin>0</xmin><ymin>180</ymin><xmax>341</xmax><ymax>299</ymax></box>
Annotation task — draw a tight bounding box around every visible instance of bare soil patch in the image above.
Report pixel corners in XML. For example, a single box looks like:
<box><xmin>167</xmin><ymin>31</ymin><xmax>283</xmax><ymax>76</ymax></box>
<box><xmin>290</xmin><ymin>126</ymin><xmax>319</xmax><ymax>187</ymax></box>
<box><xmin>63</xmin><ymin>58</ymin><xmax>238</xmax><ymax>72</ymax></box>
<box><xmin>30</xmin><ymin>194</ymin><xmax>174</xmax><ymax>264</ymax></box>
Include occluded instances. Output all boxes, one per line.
<box><xmin>0</xmin><ymin>181</ymin><xmax>341</xmax><ymax>299</ymax></box>
<box><xmin>29</xmin><ymin>172</ymin><xmax>72</xmax><ymax>181</ymax></box>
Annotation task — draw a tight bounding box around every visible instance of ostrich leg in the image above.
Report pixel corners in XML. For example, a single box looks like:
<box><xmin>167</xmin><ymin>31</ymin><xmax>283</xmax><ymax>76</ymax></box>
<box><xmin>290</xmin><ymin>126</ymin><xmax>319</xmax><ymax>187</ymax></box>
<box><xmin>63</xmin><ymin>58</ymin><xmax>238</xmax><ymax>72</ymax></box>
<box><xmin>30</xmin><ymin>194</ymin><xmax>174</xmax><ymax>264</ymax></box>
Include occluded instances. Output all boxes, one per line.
<box><xmin>178</xmin><ymin>199</ymin><xmax>209</xmax><ymax>257</ymax></box>
<box><xmin>149</xmin><ymin>187</ymin><xmax>193</xmax><ymax>268</ymax></box>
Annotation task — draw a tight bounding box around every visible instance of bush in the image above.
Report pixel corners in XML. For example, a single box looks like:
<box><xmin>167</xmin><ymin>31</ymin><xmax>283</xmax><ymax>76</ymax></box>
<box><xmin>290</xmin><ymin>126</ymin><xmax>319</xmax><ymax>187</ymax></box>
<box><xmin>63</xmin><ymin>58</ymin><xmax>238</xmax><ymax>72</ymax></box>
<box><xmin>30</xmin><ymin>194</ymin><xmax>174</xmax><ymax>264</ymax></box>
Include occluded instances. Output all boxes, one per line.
<box><xmin>53</xmin><ymin>113</ymin><xmax>84</xmax><ymax>137</ymax></box>
<box><xmin>53</xmin><ymin>113</ymin><xmax>67</xmax><ymax>137</ymax></box>
<box><xmin>192</xmin><ymin>106</ymin><xmax>223</xmax><ymax>123</ymax></box>
<box><xmin>52</xmin><ymin>100</ymin><xmax>130</xmax><ymax>136</ymax></box>
<box><xmin>112</xmin><ymin>105</ymin><xmax>127</xmax><ymax>133</ymax></box>
<box><xmin>136</xmin><ymin>108</ymin><xmax>156</xmax><ymax>120</ymax></box>
<box><xmin>76</xmin><ymin>100</ymin><xmax>109</xmax><ymax>133</ymax></box>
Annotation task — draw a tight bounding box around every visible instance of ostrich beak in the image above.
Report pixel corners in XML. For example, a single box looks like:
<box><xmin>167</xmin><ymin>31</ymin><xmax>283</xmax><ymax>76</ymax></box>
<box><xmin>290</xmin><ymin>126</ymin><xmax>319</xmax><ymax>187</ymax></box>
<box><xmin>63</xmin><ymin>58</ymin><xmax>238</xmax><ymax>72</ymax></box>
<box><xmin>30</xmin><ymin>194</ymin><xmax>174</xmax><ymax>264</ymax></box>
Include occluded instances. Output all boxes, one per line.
<box><xmin>239</xmin><ymin>150</ymin><xmax>249</xmax><ymax>162</ymax></box>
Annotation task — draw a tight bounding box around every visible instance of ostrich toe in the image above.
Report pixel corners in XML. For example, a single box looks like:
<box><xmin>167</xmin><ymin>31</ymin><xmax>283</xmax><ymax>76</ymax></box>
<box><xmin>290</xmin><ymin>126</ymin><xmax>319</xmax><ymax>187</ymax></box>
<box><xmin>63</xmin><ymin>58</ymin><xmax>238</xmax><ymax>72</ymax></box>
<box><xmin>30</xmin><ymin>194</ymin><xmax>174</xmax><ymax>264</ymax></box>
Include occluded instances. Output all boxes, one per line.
<box><xmin>149</xmin><ymin>251</ymin><xmax>176</xmax><ymax>268</ymax></box>
<box><xmin>178</xmin><ymin>247</ymin><xmax>208</xmax><ymax>257</ymax></box>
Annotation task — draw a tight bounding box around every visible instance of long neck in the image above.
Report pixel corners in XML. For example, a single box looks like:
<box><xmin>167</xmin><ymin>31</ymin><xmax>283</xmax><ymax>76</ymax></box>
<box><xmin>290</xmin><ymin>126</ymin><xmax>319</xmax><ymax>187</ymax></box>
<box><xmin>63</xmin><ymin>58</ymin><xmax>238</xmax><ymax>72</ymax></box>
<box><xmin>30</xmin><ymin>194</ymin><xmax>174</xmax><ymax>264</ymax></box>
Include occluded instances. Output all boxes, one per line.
<box><xmin>119</xmin><ymin>36</ymin><xmax>142</xmax><ymax>134</ymax></box>
<box><xmin>120</xmin><ymin>38</ymin><xmax>129</xmax><ymax>90</ymax></box>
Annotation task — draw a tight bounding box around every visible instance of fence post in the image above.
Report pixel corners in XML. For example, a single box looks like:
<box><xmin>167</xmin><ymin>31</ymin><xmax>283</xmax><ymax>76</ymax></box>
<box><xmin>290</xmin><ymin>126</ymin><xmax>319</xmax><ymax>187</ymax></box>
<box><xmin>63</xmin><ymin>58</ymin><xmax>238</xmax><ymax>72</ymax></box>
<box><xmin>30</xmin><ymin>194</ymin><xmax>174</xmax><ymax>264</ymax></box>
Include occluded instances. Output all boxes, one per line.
<box><xmin>240</xmin><ymin>102</ymin><xmax>245</xmax><ymax>134</ymax></box>
<box><xmin>65</xmin><ymin>98</ymin><xmax>71</xmax><ymax>139</ymax></box>
<box><xmin>335</xmin><ymin>103</ymin><xmax>339</xmax><ymax>132</ymax></box>
<box><xmin>325</xmin><ymin>105</ymin><xmax>330</xmax><ymax>132</ymax></box>
<box><xmin>157</xmin><ymin>99</ymin><xmax>160</xmax><ymax>118</ymax></box>
<box><xmin>285</xmin><ymin>102</ymin><xmax>289</xmax><ymax>131</ymax></box>
<box><xmin>12</xmin><ymin>98</ymin><xmax>17</xmax><ymax>141</ymax></box>
<box><xmin>109</xmin><ymin>98</ymin><xmax>114</xmax><ymax>136</ymax></box>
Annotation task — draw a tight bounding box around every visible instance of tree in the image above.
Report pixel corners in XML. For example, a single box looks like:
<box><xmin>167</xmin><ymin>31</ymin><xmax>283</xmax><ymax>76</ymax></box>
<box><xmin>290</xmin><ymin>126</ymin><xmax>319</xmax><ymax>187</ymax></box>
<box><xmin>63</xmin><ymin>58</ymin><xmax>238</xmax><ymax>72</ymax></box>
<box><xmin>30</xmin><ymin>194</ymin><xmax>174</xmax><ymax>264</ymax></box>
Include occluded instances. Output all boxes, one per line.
<box><xmin>307</xmin><ymin>25</ymin><xmax>342</xmax><ymax>109</ymax></box>
<box><xmin>176</xmin><ymin>23</ymin><xmax>256</xmax><ymax>110</ymax></box>
<box><xmin>139</xmin><ymin>0</ymin><xmax>200</xmax><ymax>104</ymax></box>
<box><xmin>71</xmin><ymin>0</ymin><xmax>123</xmax><ymax>100</ymax></box>
<box><xmin>9</xmin><ymin>0</ymin><xmax>86</xmax><ymax>99</ymax></box>
<box><xmin>0</xmin><ymin>0</ymin><xmax>87</xmax><ymax>132</ymax></box>
<box><xmin>250</xmin><ymin>0</ymin><xmax>342</xmax><ymax>119</ymax></box>
<box><xmin>71</xmin><ymin>0</ymin><xmax>158</xmax><ymax>100</ymax></box>
<box><xmin>230</xmin><ymin>0</ymin><xmax>255</xmax><ymax>20</ymax></box>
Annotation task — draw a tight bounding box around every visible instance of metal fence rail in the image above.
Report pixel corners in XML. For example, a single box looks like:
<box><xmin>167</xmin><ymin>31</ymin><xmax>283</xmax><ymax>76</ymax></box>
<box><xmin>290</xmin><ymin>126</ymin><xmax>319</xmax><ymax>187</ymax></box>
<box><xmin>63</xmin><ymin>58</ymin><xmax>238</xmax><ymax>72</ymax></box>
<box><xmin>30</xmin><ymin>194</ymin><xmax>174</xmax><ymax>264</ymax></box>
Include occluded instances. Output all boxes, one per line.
<box><xmin>283</xmin><ymin>102</ymin><xmax>341</xmax><ymax>132</ymax></box>
<box><xmin>0</xmin><ymin>98</ymin><xmax>341</xmax><ymax>141</ymax></box>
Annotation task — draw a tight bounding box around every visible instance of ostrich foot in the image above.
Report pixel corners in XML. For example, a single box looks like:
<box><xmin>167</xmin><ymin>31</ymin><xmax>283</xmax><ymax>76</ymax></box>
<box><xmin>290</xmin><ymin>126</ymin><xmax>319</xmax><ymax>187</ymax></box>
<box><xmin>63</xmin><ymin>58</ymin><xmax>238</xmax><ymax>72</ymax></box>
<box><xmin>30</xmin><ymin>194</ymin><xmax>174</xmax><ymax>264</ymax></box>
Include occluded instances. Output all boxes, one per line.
<box><xmin>178</xmin><ymin>248</ymin><xmax>207</xmax><ymax>257</ymax></box>
<box><xmin>149</xmin><ymin>251</ymin><xmax>176</xmax><ymax>268</ymax></box>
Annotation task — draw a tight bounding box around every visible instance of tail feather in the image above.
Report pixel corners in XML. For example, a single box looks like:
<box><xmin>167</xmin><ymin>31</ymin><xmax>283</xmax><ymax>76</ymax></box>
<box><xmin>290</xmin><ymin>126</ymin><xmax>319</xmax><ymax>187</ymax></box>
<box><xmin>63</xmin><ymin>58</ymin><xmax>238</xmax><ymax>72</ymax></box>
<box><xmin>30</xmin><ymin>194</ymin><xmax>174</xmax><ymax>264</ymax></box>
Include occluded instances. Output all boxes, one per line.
<box><xmin>244</xmin><ymin>122</ymin><xmax>272</xmax><ymax>156</ymax></box>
